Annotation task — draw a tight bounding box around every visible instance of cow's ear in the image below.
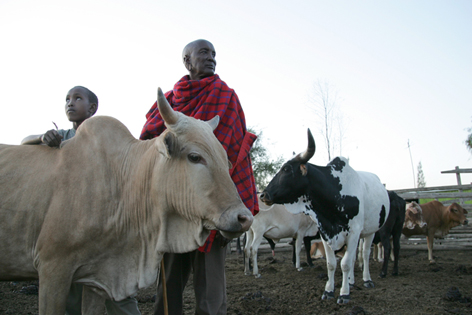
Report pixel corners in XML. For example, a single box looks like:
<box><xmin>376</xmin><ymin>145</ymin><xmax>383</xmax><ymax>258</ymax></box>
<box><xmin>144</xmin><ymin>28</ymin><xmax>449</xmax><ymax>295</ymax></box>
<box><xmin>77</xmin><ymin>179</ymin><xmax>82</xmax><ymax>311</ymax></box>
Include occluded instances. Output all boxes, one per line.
<box><xmin>408</xmin><ymin>207</ymin><xmax>418</xmax><ymax>214</ymax></box>
<box><xmin>157</xmin><ymin>132</ymin><xmax>177</xmax><ymax>158</ymax></box>
<box><xmin>300</xmin><ymin>164</ymin><xmax>308</xmax><ymax>176</ymax></box>
<box><xmin>164</xmin><ymin>132</ymin><xmax>178</xmax><ymax>157</ymax></box>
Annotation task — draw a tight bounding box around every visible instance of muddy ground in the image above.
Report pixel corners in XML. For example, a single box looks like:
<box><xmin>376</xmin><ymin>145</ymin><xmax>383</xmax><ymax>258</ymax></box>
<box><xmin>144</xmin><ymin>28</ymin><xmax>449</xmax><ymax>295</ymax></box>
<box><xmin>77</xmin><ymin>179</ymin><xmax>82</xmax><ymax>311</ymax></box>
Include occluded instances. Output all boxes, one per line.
<box><xmin>1</xmin><ymin>247</ymin><xmax>471</xmax><ymax>315</ymax></box>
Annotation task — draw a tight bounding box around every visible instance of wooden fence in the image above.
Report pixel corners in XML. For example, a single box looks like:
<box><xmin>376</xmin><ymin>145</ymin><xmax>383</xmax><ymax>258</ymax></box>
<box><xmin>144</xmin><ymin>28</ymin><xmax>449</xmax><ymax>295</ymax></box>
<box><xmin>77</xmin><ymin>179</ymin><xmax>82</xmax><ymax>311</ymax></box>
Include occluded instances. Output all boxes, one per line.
<box><xmin>394</xmin><ymin>184</ymin><xmax>472</xmax><ymax>213</ymax></box>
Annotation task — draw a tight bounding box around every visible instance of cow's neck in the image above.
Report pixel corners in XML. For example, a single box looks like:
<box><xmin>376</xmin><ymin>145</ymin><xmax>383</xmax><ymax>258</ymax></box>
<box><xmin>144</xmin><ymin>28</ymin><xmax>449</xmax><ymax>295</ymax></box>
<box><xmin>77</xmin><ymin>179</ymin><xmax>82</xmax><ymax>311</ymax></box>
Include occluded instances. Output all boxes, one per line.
<box><xmin>114</xmin><ymin>140</ymin><xmax>163</xmax><ymax>234</ymax></box>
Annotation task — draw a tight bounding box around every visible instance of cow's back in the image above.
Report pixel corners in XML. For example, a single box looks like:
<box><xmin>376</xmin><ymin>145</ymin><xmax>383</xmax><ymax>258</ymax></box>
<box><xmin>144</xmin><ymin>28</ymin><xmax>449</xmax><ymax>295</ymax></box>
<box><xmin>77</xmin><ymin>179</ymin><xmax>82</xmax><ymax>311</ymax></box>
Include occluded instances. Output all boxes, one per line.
<box><xmin>0</xmin><ymin>144</ymin><xmax>61</xmax><ymax>279</ymax></box>
<box><xmin>254</xmin><ymin>203</ymin><xmax>311</xmax><ymax>240</ymax></box>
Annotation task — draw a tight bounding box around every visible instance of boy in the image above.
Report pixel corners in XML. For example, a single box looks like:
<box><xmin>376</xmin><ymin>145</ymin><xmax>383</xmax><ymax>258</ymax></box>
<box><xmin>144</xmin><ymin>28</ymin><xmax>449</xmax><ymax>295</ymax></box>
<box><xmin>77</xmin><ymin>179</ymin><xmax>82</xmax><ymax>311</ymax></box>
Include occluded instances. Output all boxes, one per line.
<box><xmin>21</xmin><ymin>86</ymin><xmax>141</xmax><ymax>315</ymax></box>
<box><xmin>21</xmin><ymin>86</ymin><xmax>98</xmax><ymax>146</ymax></box>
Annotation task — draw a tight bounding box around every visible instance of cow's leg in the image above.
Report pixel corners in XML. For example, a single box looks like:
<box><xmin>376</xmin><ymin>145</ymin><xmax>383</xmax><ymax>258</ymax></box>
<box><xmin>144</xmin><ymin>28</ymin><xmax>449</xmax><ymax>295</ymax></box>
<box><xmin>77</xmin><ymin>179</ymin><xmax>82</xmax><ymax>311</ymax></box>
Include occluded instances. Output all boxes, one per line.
<box><xmin>38</xmin><ymin>264</ymin><xmax>73</xmax><ymax>315</ymax></box>
<box><xmin>321</xmin><ymin>239</ymin><xmax>336</xmax><ymax>301</ymax></box>
<box><xmin>360</xmin><ymin>233</ymin><xmax>375</xmax><ymax>288</ymax></box>
<box><xmin>372</xmin><ymin>243</ymin><xmax>378</xmax><ymax>262</ymax></box>
<box><xmin>310</xmin><ymin>242</ymin><xmax>316</xmax><ymax>257</ymax></box>
<box><xmin>378</xmin><ymin>243</ymin><xmax>384</xmax><ymax>262</ymax></box>
<box><xmin>303</xmin><ymin>236</ymin><xmax>314</xmax><ymax>266</ymax></box>
<box><xmin>291</xmin><ymin>238</ymin><xmax>296</xmax><ymax>265</ymax></box>
<box><xmin>427</xmin><ymin>231</ymin><xmax>435</xmax><ymax>263</ymax></box>
<box><xmin>243</xmin><ymin>231</ymin><xmax>253</xmax><ymax>275</ymax></box>
<box><xmin>379</xmin><ymin>236</ymin><xmax>391</xmax><ymax>278</ymax></box>
<box><xmin>236</xmin><ymin>236</ymin><xmax>243</xmax><ymax>254</ymax></box>
<box><xmin>391</xmin><ymin>232</ymin><xmax>401</xmax><ymax>276</ymax></box>
<box><xmin>390</xmin><ymin>238</ymin><xmax>395</xmax><ymax>261</ymax></box>
<box><xmin>81</xmin><ymin>285</ymin><xmax>106</xmax><ymax>315</ymax></box>
<box><xmin>294</xmin><ymin>236</ymin><xmax>303</xmax><ymax>271</ymax></box>
<box><xmin>337</xmin><ymin>235</ymin><xmax>361</xmax><ymax>304</ymax></box>
<box><xmin>251</xmin><ymin>232</ymin><xmax>263</xmax><ymax>278</ymax></box>
<box><xmin>357</xmin><ymin>238</ymin><xmax>364</xmax><ymax>270</ymax></box>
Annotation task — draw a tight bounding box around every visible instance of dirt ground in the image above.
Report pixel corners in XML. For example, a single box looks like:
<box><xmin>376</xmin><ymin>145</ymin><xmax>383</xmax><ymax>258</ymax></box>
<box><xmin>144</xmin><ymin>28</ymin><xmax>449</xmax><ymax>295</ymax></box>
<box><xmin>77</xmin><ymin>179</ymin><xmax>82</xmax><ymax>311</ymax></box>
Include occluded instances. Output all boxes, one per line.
<box><xmin>1</xmin><ymin>247</ymin><xmax>471</xmax><ymax>315</ymax></box>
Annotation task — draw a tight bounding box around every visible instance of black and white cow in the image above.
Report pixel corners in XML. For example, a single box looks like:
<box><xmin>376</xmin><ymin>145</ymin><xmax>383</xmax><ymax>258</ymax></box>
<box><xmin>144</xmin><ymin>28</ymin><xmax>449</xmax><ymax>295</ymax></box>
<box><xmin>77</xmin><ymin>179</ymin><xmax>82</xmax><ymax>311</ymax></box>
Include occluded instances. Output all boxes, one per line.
<box><xmin>359</xmin><ymin>190</ymin><xmax>406</xmax><ymax>278</ymax></box>
<box><xmin>260</xmin><ymin>129</ymin><xmax>390</xmax><ymax>304</ymax></box>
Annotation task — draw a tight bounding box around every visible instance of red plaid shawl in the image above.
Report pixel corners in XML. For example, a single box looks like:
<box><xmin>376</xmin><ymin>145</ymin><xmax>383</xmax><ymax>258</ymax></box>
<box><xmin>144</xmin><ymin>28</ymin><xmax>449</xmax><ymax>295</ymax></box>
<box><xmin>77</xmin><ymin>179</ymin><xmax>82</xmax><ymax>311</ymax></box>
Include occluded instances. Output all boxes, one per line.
<box><xmin>140</xmin><ymin>74</ymin><xmax>259</xmax><ymax>252</ymax></box>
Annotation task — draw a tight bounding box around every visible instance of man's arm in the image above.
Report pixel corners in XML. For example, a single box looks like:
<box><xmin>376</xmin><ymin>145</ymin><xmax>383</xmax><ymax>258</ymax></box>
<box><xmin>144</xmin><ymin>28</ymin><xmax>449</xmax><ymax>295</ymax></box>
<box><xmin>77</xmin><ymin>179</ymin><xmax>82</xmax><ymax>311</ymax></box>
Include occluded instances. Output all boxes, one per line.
<box><xmin>21</xmin><ymin>129</ymin><xmax>63</xmax><ymax>147</ymax></box>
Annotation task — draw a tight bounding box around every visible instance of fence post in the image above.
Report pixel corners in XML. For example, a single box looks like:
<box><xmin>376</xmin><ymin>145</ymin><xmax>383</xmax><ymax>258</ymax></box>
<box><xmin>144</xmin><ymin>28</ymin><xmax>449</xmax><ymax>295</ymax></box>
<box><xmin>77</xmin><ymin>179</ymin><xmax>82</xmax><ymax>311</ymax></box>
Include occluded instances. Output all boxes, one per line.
<box><xmin>455</xmin><ymin>166</ymin><xmax>462</xmax><ymax>186</ymax></box>
<box><xmin>454</xmin><ymin>166</ymin><xmax>465</xmax><ymax>206</ymax></box>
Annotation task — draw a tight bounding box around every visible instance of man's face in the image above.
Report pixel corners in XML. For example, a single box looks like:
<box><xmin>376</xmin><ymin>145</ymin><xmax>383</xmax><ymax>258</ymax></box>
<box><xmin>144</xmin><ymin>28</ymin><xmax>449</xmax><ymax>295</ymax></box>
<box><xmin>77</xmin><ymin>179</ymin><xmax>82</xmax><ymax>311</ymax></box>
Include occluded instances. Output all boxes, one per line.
<box><xmin>186</xmin><ymin>40</ymin><xmax>217</xmax><ymax>80</ymax></box>
<box><xmin>64</xmin><ymin>87</ymin><xmax>94</xmax><ymax>123</ymax></box>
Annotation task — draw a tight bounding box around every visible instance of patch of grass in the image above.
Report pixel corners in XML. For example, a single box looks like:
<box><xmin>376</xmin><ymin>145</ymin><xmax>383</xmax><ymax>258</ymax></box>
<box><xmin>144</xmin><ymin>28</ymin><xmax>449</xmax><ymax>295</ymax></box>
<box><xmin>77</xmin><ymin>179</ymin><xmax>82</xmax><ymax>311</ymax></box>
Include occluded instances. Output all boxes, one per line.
<box><xmin>420</xmin><ymin>189</ymin><xmax>472</xmax><ymax>204</ymax></box>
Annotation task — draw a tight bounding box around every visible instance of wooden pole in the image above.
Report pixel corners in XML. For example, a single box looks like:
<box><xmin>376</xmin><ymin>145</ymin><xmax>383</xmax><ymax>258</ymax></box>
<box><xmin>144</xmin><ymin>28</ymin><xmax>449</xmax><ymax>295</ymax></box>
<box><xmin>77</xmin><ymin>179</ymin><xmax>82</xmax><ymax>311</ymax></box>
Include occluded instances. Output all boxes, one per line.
<box><xmin>161</xmin><ymin>259</ymin><xmax>168</xmax><ymax>315</ymax></box>
<box><xmin>455</xmin><ymin>166</ymin><xmax>462</xmax><ymax>186</ymax></box>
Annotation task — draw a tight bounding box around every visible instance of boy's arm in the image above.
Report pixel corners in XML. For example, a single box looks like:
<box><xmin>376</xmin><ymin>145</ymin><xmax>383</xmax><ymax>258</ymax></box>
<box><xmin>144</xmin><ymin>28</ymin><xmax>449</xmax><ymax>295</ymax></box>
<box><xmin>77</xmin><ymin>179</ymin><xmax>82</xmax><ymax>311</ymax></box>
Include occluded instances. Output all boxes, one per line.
<box><xmin>21</xmin><ymin>129</ymin><xmax>63</xmax><ymax>147</ymax></box>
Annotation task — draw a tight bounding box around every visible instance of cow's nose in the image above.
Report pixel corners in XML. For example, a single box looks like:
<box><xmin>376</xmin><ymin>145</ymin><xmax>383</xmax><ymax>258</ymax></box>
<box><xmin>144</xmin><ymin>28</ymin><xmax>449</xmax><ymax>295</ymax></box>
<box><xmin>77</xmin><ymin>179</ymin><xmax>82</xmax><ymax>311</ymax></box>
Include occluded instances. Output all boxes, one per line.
<box><xmin>238</xmin><ymin>214</ymin><xmax>253</xmax><ymax>232</ymax></box>
<box><xmin>260</xmin><ymin>192</ymin><xmax>269</xmax><ymax>201</ymax></box>
<box><xmin>464</xmin><ymin>219</ymin><xmax>469</xmax><ymax>226</ymax></box>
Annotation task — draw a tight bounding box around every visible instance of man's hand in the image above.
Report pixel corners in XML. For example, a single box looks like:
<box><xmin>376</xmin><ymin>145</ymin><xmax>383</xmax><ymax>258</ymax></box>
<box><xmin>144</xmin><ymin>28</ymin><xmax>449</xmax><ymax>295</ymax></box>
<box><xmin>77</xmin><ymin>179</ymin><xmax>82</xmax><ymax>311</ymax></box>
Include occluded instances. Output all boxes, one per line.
<box><xmin>41</xmin><ymin>129</ymin><xmax>63</xmax><ymax>147</ymax></box>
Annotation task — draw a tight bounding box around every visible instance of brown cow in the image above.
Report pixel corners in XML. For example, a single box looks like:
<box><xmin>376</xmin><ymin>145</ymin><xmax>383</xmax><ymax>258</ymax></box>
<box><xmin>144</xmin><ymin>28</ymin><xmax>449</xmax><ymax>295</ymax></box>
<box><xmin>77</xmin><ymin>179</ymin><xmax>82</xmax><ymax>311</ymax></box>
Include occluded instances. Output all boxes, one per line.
<box><xmin>402</xmin><ymin>200</ymin><xmax>468</xmax><ymax>262</ymax></box>
<box><xmin>0</xmin><ymin>88</ymin><xmax>253</xmax><ymax>314</ymax></box>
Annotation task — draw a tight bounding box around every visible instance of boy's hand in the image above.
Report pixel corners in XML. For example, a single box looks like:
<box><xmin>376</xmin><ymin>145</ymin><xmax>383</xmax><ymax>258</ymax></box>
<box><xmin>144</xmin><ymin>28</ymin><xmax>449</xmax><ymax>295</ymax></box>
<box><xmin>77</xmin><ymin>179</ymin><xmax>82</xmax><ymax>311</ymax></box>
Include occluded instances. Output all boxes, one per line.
<box><xmin>41</xmin><ymin>129</ymin><xmax>63</xmax><ymax>147</ymax></box>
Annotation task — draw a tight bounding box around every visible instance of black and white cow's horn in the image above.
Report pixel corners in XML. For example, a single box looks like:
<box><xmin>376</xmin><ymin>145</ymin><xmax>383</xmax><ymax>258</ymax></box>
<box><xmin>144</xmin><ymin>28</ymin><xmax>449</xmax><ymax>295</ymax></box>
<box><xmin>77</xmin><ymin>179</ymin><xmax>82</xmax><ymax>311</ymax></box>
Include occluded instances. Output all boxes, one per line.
<box><xmin>157</xmin><ymin>87</ymin><xmax>179</xmax><ymax>125</ymax></box>
<box><xmin>298</xmin><ymin>129</ymin><xmax>316</xmax><ymax>163</ymax></box>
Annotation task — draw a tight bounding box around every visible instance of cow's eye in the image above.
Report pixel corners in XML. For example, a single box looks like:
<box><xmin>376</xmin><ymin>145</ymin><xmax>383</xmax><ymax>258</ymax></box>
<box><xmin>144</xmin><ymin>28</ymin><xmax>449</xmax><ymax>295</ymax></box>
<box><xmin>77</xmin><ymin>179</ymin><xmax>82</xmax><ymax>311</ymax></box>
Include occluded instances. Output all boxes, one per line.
<box><xmin>188</xmin><ymin>153</ymin><xmax>202</xmax><ymax>163</ymax></box>
<box><xmin>283</xmin><ymin>166</ymin><xmax>290</xmax><ymax>172</ymax></box>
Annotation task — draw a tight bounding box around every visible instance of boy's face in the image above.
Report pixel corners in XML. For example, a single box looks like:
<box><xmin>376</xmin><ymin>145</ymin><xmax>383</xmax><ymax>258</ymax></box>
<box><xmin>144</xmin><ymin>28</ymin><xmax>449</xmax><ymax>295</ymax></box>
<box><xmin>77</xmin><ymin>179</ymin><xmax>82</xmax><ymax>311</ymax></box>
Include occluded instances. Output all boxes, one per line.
<box><xmin>65</xmin><ymin>87</ymin><xmax>96</xmax><ymax>124</ymax></box>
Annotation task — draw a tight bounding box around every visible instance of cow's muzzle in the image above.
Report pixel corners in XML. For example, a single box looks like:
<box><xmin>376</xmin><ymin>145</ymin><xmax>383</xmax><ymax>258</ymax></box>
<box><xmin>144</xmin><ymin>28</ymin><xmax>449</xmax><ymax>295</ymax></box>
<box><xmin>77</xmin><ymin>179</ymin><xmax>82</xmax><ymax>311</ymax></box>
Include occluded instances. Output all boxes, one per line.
<box><xmin>217</xmin><ymin>207</ymin><xmax>253</xmax><ymax>239</ymax></box>
<box><xmin>259</xmin><ymin>191</ymin><xmax>273</xmax><ymax>206</ymax></box>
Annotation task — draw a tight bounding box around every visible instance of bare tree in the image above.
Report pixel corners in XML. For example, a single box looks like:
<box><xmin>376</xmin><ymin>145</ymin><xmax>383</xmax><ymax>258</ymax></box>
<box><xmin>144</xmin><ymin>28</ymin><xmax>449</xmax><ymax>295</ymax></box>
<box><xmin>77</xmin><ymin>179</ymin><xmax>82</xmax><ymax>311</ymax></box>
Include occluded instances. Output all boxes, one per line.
<box><xmin>308</xmin><ymin>79</ymin><xmax>345</xmax><ymax>161</ymax></box>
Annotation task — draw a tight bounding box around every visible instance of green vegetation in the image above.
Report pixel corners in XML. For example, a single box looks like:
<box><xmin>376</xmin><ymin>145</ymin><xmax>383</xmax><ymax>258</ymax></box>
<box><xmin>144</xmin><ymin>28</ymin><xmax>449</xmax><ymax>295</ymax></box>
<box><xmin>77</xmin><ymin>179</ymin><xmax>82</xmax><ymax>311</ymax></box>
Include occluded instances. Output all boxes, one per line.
<box><xmin>248</xmin><ymin>128</ymin><xmax>284</xmax><ymax>192</ymax></box>
<box><xmin>420</xmin><ymin>189</ymin><xmax>472</xmax><ymax>205</ymax></box>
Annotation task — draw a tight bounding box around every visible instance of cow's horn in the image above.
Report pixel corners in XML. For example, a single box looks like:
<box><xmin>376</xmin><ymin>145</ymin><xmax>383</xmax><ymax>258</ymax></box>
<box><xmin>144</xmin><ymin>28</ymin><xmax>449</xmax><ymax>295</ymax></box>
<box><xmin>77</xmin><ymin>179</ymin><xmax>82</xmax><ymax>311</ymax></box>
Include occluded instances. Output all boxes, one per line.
<box><xmin>298</xmin><ymin>129</ymin><xmax>316</xmax><ymax>163</ymax></box>
<box><xmin>157</xmin><ymin>87</ymin><xmax>178</xmax><ymax>125</ymax></box>
<box><xmin>206</xmin><ymin>115</ymin><xmax>220</xmax><ymax>131</ymax></box>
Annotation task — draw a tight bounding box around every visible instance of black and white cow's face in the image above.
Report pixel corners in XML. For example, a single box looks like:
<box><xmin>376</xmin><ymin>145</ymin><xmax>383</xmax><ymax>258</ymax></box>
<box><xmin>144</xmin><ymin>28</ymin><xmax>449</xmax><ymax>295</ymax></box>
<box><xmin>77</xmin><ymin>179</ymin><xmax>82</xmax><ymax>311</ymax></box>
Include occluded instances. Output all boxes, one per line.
<box><xmin>261</xmin><ymin>129</ymin><xmax>316</xmax><ymax>206</ymax></box>
<box><xmin>261</xmin><ymin>158</ymin><xmax>310</xmax><ymax>206</ymax></box>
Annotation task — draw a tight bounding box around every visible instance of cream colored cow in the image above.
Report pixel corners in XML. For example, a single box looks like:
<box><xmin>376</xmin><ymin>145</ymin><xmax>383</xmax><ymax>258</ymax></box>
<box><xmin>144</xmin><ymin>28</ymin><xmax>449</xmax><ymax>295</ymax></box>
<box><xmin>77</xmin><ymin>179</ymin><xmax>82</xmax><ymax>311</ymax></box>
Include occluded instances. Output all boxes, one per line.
<box><xmin>0</xmin><ymin>88</ymin><xmax>253</xmax><ymax>314</ymax></box>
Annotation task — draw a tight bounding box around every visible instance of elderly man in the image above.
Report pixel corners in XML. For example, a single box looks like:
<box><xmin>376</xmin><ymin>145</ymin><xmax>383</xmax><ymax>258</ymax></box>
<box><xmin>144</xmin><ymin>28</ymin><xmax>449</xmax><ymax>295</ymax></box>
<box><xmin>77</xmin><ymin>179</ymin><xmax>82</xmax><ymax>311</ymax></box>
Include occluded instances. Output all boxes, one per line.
<box><xmin>140</xmin><ymin>39</ymin><xmax>258</xmax><ymax>315</ymax></box>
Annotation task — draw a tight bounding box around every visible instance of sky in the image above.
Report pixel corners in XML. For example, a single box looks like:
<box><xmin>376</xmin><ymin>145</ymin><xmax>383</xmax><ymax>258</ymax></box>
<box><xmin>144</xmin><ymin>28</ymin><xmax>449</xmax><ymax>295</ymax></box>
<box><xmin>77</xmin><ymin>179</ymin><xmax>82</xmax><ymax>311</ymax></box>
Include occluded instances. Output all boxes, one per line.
<box><xmin>0</xmin><ymin>0</ymin><xmax>471</xmax><ymax>190</ymax></box>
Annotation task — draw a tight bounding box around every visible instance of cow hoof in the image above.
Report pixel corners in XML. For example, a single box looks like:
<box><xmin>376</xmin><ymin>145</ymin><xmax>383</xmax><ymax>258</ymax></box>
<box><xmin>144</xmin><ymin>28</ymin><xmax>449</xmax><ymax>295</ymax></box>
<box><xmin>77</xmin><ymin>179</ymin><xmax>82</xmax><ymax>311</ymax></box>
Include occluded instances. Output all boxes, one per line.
<box><xmin>297</xmin><ymin>267</ymin><xmax>303</xmax><ymax>272</ymax></box>
<box><xmin>254</xmin><ymin>274</ymin><xmax>261</xmax><ymax>279</ymax></box>
<box><xmin>244</xmin><ymin>271</ymin><xmax>251</xmax><ymax>276</ymax></box>
<box><xmin>392</xmin><ymin>271</ymin><xmax>398</xmax><ymax>276</ymax></box>
<box><xmin>379</xmin><ymin>272</ymin><xmax>386</xmax><ymax>278</ymax></box>
<box><xmin>363</xmin><ymin>280</ymin><xmax>375</xmax><ymax>288</ymax></box>
<box><xmin>337</xmin><ymin>295</ymin><xmax>351</xmax><ymax>304</ymax></box>
<box><xmin>322</xmin><ymin>291</ymin><xmax>335</xmax><ymax>300</ymax></box>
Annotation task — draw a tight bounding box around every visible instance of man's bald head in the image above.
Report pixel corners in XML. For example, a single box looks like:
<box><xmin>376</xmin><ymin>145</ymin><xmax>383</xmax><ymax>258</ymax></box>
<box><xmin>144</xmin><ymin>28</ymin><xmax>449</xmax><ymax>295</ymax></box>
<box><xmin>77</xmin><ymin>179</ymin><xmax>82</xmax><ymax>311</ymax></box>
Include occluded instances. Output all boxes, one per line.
<box><xmin>182</xmin><ymin>39</ymin><xmax>217</xmax><ymax>81</ymax></box>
